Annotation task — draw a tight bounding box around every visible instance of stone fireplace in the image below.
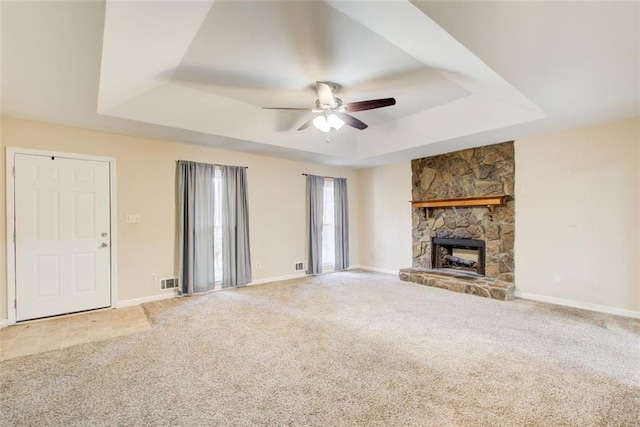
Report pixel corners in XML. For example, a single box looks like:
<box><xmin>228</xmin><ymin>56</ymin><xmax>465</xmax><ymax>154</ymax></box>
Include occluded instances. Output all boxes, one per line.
<box><xmin>399</xmin><ymin>141</ymin><xmax>515</xmax><ymax>301</ymax></box>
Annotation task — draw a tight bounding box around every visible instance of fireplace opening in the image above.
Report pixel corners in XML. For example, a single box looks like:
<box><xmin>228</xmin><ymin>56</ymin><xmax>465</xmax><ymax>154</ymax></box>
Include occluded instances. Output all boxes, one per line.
<box><xmin>432</xmin><ymin>237</ymin><xmax>485</xmax><ymax>276</ymax></box>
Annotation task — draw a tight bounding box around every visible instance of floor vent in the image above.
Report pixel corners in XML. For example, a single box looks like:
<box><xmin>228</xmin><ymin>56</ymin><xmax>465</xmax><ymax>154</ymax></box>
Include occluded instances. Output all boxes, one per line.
<box><xmin>295</xmin><ymin>262</ymin><xmax>304</xmax><ymax>271</ymax></box>
<box><xmin>161</xmin><ymin>277</ymin><xmax>179</xmax><ymax>290</ymax></box>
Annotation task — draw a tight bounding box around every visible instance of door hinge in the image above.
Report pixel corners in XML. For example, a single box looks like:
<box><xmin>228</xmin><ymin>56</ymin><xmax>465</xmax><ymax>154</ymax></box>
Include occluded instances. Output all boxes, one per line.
<box><xmin>14</xmin><ymin>300</ymin><xmax>17</xmax><ymax>309</ymax></box>
<box><xmin>13</xmin><ymin>231</ymin><xmax>16</xmax><ymax>242</ymax></box>
<box><xmin>13</xmin><ymin>166</ymin><xmax>15</xmax><ymax>177</ymax></box>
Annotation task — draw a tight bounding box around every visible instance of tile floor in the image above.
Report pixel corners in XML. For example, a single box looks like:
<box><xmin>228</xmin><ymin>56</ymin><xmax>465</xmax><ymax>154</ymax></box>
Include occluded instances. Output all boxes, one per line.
<box><xmin>0</xmin><ymin>305</ymin><xmax>151</xmax><ymax>361</ymax></box>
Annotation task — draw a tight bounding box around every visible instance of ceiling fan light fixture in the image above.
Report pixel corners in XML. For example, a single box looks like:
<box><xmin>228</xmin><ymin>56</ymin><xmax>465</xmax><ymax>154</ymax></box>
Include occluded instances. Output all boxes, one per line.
<box><xmin>327</xmin><ymin>114</ymin><xmax>344</xmax><ymax>130</ymax></box>
<box><xmin>265</xmin><ymin>81</ymin><xmax>396</xmax><ymax>134</ymax></box>
<box><xmin>313</xmin><ymin>115</ymin><xmax>331</xmax><ymax>133</ymax></box>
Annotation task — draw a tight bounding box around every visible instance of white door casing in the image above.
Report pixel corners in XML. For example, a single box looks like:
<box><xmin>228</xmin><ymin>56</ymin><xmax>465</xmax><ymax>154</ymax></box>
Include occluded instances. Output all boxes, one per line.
<box><xmin>6</xmin><ymin>149</ymin><xmax>117</xmax><ymax>322</ymax></box>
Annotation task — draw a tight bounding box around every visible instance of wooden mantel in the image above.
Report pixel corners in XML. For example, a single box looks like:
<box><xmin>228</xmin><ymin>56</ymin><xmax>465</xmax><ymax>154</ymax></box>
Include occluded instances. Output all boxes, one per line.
<box><xmin>411</xmin><ymin>195</ymin><xmax>506</xmax><ymax>209</ymax></box>
<box><xmin>411</xmin><ymin>195</ymin><xmax>507</xmax><ymax>220</ymax></box>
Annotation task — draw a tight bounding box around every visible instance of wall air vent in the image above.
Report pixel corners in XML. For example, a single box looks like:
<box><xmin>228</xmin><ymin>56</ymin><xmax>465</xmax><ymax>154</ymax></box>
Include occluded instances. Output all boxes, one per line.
<box><xmin>295</xmin><ymin>262</ymin><xmax>304</xmax><ymax>271</ymax></box>
<box><xmin>161</xmin><ymin>277</ymin><xmax>179</xmax><ymax>290</ymax></box>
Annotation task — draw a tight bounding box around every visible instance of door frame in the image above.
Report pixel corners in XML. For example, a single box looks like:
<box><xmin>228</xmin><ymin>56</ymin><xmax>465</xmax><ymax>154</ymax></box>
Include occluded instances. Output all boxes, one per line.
<box><xmin>5</xmin><ymin>147</ymin><xmax>118</xmax><ymax>325</ymax></box>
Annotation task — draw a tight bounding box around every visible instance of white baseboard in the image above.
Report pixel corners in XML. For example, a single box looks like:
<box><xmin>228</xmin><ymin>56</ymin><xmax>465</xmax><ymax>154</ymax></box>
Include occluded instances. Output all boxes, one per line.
<box><xmin>0</xmin><ymin>318</ymin><xmax>9</xmax><ymax>329</ymax></box>
<box><xmin>115</xmin><ymin>292</ymin><xmax>177</xmax><ymax>308</ymax></box>
<box><xmin>351</xmin><ymin>265</ymin><xmax>399</xmax><ymax>275</ymax></box>
<box><xmin>250</xmin><ymin>272</ymin><xmax>307</xmax><ymax>286</ymax></box>
<box><xmin>515</xmin><ymin>291</ymin><xmax>640</xmax><ymax>319</ymax></box>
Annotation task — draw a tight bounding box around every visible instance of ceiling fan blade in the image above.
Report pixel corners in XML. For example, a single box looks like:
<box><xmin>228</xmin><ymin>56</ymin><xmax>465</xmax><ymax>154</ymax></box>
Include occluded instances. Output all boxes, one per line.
<box><xmin>335</xmin><ymin>112</ymin><xmax>368</xmax><ymax>130</ymax></box>
<box><xmin>344</xmin><ymin>97</ymin><xmax>396</xmax><ymax>113</ymax></box>
<box><xmin>297</xmin><ymin>119</ymin><xmax>313</xmax><ymax>131</ymax></box>
<box><xmin>262</xmin><ymin>107</ymin><xmax>312</xmax><ymax>111</ymax></box>
<box><xmin>316</xmin><ymin>81</ymin><xmax>336</xmax><ymax>108</ymax></box>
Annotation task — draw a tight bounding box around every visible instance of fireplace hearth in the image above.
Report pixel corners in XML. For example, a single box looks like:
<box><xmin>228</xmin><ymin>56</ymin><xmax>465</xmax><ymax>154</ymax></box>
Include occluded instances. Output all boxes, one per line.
<box><xmin>432</xmin><ymin>237</ymin><xmax>485</xmax><ymax>276</ymax></box>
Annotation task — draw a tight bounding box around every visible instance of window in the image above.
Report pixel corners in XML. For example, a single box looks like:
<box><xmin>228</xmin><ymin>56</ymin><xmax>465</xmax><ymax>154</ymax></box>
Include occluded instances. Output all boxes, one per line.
<box><xmin>322</xmin><ymin>178</ymin><xmax>335</xmax><ymax>269</ymax></box>
<box><xmin>213</xmin><ymin>168</ymin><xmax>223</xmax><ymax>284</ymax></box>
<box><xmin>178</xmin><ymin>160</ymin><xmax>252</xmax><ymax>293</ymax></box>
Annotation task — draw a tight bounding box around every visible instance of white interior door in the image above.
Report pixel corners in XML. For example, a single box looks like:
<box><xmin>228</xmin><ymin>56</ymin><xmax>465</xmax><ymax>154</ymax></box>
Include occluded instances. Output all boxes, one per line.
<box><xmin>14</xmin><ymin>154</ymin><xmax>112</xmax><ymax>321</ymax></box>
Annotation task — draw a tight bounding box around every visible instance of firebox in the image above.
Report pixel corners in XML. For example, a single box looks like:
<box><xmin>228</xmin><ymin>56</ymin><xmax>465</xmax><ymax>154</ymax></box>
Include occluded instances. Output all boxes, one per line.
<box><xmin>432</xmin><ymin>237</ymin><xmax>485</xmax><ymax>276</ymax></box>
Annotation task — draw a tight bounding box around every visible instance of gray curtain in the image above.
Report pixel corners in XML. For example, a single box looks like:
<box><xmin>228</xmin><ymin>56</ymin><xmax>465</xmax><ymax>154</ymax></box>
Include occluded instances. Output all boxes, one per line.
<box><xmin>177</xmin><ymin>160</ymin><xmax>216</xmax><ymax>294</ymax></box>
<box><xmin>334</xmin><ymin>178</ymin><xmax>349</xmax><ymax>270</ymax></box>
<box><xmin>306</xmin><ymin>175</ymin><xmax>324</xmax><ymax>275</ymax></box>
<box><xmin>221</xmin><ymin>166</ymin><xmax>252</xmax><ymax>288</ymax></box>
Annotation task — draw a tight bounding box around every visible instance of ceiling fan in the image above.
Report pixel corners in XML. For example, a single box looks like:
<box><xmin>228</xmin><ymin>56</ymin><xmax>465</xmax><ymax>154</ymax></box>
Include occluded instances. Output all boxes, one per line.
<box><xmin>262</xmin><ymin>81</ymin><xmax>396</xmax><ymax>133</ymax></box>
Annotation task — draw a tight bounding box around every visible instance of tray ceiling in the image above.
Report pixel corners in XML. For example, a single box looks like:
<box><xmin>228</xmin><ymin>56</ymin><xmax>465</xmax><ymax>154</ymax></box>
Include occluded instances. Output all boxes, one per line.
<box><xmin>2</xmin><ymin>1</ymin><xmax>637</xmax><ymax>167</ymax></box>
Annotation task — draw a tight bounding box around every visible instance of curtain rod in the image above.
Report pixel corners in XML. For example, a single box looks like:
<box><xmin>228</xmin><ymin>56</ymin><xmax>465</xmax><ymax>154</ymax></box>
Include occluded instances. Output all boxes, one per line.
<box><xmin>176</xmin><ymin>160</ymin><xmax>248</xmax><ymax>169</ymax></box>
<box><xmin>302</xmin><ymin>173</ymin><xmax>346</xmax><ymax>180</ymax></box>
<box><xmin>219</xmin><ymin>164</ymin><xmax>248</xmax><ymax>169</ymax></box>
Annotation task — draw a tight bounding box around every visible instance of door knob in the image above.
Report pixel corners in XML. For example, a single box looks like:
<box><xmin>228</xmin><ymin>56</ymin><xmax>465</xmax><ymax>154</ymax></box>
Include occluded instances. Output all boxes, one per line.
<box><xmin>100</xmin><ymin>242</ymin><xmax>109</xmax><ymax>248</ymax></box>
<box><xmin>101</xmin><ymin>232</ymin><xmax>108</xmax><ymax>237</ymax></box>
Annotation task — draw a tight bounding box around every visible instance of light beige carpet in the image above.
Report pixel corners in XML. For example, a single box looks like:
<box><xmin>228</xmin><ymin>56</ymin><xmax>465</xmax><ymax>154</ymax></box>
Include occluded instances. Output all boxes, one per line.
<box><xmin>1</xmin><ymin>270</ymin><xmax>638</xmax><ymax>426</ymax></box>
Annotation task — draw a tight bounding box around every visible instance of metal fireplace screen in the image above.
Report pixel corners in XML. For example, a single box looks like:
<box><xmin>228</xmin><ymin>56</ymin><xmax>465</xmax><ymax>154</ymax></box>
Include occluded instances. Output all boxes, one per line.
<box><xmin>432</xmin><ymin>237</ymin><xmax>485</xmax><ymax>276</ymax></box>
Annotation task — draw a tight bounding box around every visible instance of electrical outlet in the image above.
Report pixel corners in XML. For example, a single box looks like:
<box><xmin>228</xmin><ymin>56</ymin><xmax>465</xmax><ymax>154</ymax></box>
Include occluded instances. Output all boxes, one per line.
<box><xmin>553</xmin><ymin>274</ymin><xmax>562</xmax><ymax>284</ymax></box>
<box><xmin>125</xmin><ymin>214</ymin><xmax>140</xmax><ymax>224</ymax></box>
<box><xmin>151</xmin><ymin>273</ymin><xmax>157</xmax><ymax>283</ymax></box>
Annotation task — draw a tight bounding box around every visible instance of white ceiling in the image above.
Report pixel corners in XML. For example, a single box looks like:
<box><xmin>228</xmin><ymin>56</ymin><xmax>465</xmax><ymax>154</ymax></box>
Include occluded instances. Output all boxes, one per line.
<box><xmin>2</xmin><ymin>1</ymin><xmax>638</xmax><ymax>167</ymax></box>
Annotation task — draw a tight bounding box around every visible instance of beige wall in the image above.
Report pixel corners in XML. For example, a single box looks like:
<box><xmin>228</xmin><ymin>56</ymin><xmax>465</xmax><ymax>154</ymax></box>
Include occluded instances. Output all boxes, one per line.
<box><xmin>2</xmin><ymin>116</ymin><xmax>638</xmax><ymax>320</ymax></box>
<box><xmin>0</xmin><ymin>118</ymin><xmax>360</xmax><ymax>319</ymax></box>
<box><xmin>355</xmin><ymin>118</ymin><xmax>639</xmax><ymax>314</ymax></box>
<box><xmin>515</xmin><ymin>117</ymin><xmax>639</xmax><ymax>312</ymax></box>
<box><xmin>357</xmin><ymin>161</ymin><xmax>412</xmax><ymax>272</ymax></box>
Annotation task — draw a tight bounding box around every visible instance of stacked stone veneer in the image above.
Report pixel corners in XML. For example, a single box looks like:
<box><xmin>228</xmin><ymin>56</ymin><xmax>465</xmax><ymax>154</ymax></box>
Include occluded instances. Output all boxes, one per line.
<box><xmin>400</xmin><ymin>141</ymin><xmax>516</xmax><ymax>301</ymax></box>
